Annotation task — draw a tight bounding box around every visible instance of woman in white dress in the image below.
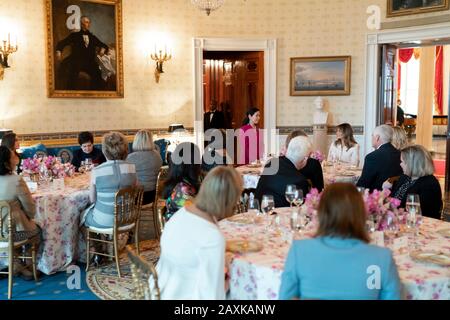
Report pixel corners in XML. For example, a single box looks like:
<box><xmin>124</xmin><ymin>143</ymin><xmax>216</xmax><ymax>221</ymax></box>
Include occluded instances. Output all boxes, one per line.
<box><xmin>327</xmin><ymin>123</ymin><xmax>360</xmax><ymax>166</ymax></box>
<box><xmin>153</xmin><ymin>166</ymin><xmax>243</xmax><ymax>300</ymax></box>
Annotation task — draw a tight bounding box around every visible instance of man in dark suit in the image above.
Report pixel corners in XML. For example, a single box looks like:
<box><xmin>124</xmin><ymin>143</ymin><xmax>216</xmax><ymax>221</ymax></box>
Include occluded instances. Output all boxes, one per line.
<box><xmin>204</xmin><ymin>100</ymin><xmax>225</xmax><ymax>132</ymax></box>
<box><xmin>357</xmin><ymin>125</ymin><xmax>403</xmax><ymax>191</ymax></box>
<box><xmin>255</xmin><ymin>136</ymin><xmax>311</xmax><ymax>208</ymax></box>
<box><xmin>56</xmin><ymin>16</ymin><xmax>109</xmax><ymax>90</ymax></box>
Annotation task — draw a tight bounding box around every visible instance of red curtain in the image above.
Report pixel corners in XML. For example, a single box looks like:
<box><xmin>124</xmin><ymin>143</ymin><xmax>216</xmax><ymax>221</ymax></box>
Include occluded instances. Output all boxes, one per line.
<box><xmin>397</xmin><ymin>49</ymin><xmax>414</xmax><ymax>98</ymax></box>
<box><xmin>434</xmin><ymin>46</ymin><xmax>443</xmax><ymax>115</ymax></box>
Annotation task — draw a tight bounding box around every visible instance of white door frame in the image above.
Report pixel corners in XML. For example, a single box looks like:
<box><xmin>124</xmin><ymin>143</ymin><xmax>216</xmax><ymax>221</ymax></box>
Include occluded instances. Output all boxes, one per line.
<box><xmin>364</xmin><ymin>22</ymin><xmax>450</xmax><ymax>156</ymax></box>
<box><xmin>193</xmin><ymin>38</ymin><xmax>277</xmax><ymax>154</ymax></box>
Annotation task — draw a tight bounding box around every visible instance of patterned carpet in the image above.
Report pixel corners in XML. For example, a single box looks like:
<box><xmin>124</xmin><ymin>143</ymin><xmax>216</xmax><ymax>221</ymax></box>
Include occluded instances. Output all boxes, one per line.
<box><xmin>86</xmin><ymin>239</ymin><xmax>160</xmax><ymax>300</ymax></box>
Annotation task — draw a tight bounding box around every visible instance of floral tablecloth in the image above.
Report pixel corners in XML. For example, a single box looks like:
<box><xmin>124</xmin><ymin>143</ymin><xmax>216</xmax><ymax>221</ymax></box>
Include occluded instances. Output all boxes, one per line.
<box><xmin>32</xmin><ymin>173</ymin><xmax>90</xmax><ymax>274</ymax></box>
<box><xmin>235</xmin><ymin>164</ymin><xmax>362</xmax><ymax>189</ymax></box>
<box><xmin>219</xmin><ymin>208</ymin><xmax>450</xmax><ymax>300</ymax></box>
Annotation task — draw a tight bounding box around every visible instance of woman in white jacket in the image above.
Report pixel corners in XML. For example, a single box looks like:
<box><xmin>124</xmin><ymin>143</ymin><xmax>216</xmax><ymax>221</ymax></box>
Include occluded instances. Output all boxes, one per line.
<box><xmin>327</xmin><ymin>123</ymin><xmax>359</xmax><ymax>166</ymax></box>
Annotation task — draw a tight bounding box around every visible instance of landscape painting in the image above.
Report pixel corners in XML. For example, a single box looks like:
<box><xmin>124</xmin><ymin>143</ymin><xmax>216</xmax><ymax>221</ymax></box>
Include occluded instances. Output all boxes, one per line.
<box><xmin>290</xmin><ymin>56</ymin><xmax>351</xmax><ymax>96</ymax></box>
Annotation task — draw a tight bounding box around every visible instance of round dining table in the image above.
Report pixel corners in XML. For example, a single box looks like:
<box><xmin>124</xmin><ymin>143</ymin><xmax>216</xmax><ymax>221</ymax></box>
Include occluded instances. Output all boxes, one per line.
<box><xmin>220</xmin><ymin>207</ymin><xmax>450</xmax><ymax>300</ymax></box>
<box><xmin>236</xmin><ymin>162</ymin><xmax>362</xmax><ymax>189</ymax></box>
<box><xmin>32</xmin><ymin>173</ymin><xmax>90</xmax><ymax>274</ymax></box>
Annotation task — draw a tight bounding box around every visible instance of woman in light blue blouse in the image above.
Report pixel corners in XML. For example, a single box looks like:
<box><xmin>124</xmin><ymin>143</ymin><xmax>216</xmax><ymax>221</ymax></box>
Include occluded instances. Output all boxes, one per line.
<box><xmin>279</xmin><ymin>183</ymin><xmax>401</xmax><ymax>300</ymax></box>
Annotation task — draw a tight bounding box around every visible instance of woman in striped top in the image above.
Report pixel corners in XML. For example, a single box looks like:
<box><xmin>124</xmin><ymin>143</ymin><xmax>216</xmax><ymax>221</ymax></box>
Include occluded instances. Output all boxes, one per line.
<box><xmin>81</xmin><ymin>132</ymin><xmax>137</xmax><ymax>228</ymax></box>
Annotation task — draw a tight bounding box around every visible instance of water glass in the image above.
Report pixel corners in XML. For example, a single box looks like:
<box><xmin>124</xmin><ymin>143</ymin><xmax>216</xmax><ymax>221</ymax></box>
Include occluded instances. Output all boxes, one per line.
<box><xmin>285</xmin><ymin>185</ymin><xmax>297</xmax><ymax>207</ymax></box>
<box><xmin>246</xmin><ymin>198</ymin><xmax>260</xmax><ymax>222</ymax></box>
<box><xmin>261</xmin><ymin>195</ymin><xmax>275</xmax><ymax>216</ymax></box>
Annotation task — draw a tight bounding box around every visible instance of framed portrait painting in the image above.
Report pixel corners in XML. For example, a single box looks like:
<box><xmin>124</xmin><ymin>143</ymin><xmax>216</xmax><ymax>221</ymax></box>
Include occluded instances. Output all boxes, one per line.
<box><xmin>387</xmin><ymin>0</ymin><xmax>449</xmax><ymax>17</ymax></box>
<box><xmin>290</xmin><ymin>56</ymin><xmax>351</xmax><ymax>96</ymax></box>
<box><xmin>46</xmin><ymin>0</ymin><xmax>123</xmax><ymax>98</ymax></box>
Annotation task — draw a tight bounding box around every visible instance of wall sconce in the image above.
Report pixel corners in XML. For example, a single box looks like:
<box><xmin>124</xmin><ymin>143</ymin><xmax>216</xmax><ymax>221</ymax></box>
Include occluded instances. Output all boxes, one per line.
<box><xmin>0</xmin><ymin>32</ymin><xmax>18</xmax><ymax>69</ymax></box>
<box><xmin>0</xmin><ymin>32</ymin><xmax>18</xmax><ymax>80</ymax></box>
<box><xmin>150</xmin><ymin>46</ymin><xmax>172</xmax><ymax>83</ymax></box>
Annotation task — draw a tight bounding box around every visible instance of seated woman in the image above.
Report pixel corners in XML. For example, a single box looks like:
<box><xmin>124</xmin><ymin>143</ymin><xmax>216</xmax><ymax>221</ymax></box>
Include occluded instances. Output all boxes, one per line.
<box><xmin>237</xmin><ymin>107</ymin><xmax>264</xmax><ymax>165</ymax></box>
<box><xmin>202</xmin><ymin>129</ymin><xmax>232</xmax><ymax>172</ymax></box>
<box><xmin>127</xmin><ymin>130</ymin><xmax>162</xmax><ymax>205</ymax></box>
<box><xmin>282</xmin><ymin>130</ymin><xmax>324</xmax><ymax>191</ymax></box>
<box><xmin>81</xmin><ymin>132</ymin><xmax>137</xmax><ymax>228</ymax></box>
<box><xmin>154</xmin><ymin>166</ymin><xmax>242</xmax><ymax>299</ymax></box>
<box><xmin>327</xmin><ymin>123</ymin><xmax>359</xmax><ymax>166</ymax></box>
<box><xmin>1</xmin><ymin>132</ymin><xmax>22</xmax><ymax>174</ymax></box>
<box><xmin>0</xmin><ymin>146</ymin><xmax>40</xmax><ymax>279</ymax></box>
<box><xmin>391</xmin><ymin>126</ymin><xmax>409</xmax><ymax>150</ymax></box>
<box><xmin>162</xmin><ymin>142</ymin><xmax>201</xmax><ymax>222</ymax></box>
<box><xmin>384</xmin><ymin>145</ymin><xmax>442</xmax><ymax>220</ymax></box>
<box><xmin>71</xmin><ymin>131</ymin><xmax>106</xmax><ymax>170</ymax></box>
<box><xmin>279</xmin><ymin>183</ymin><xmax>401</xmax><ymax>300</ymax></box>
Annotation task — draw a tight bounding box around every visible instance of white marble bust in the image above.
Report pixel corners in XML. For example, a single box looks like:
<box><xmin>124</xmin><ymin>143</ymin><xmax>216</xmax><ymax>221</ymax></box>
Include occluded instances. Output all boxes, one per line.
<box><xmin>313</xmin><ymin>97</ymin><xmax>329</xmax><ymax>125</ymax></box>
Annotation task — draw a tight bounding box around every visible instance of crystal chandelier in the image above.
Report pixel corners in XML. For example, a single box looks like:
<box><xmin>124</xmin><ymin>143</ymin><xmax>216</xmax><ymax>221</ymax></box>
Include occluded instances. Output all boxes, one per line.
<box><xmin>191</xmin><ymin>0</ymin><xmax>225</xmax><ymax>16</ymax></box>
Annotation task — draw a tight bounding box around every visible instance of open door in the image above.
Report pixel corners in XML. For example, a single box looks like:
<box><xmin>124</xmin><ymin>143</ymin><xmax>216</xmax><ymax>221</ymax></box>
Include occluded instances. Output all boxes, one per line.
<box><xmin>378</xmin><ymin>45</ymin><xmax>398</xmax><ymax>125</ymax></box>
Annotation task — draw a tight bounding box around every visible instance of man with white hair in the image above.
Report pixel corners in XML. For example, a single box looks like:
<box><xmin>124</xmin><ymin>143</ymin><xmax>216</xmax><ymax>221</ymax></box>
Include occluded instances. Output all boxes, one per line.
<box><xmin>255</xmin><ymin>136</ymin><xmax>311</xmax><ymax>208</ymax></box>
<box><xmin>357</xmin><ymin>124</ymin><xmax>402</xmax><ymax>191</ymax></box>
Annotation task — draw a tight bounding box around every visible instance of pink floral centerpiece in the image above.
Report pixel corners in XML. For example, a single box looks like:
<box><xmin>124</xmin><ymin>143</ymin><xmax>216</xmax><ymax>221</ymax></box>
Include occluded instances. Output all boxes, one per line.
<box><xmin>303</xmin><ymin>187</ymin><xmax>406</xmax><ymax>232</ymax></box>
<box><xmin>21</xmin><ymin>155</ymin><xmax>75</xmax><ymax>179</ymax></box>
<box><xmin>310</xmin><ymin>150</ymin><xmax>324</xmax><ymax>163</ymax></box>
<box><xmin>361</xmin><ymin>188</ymin><xmax>406</xmax><ymax>231</ymax></box>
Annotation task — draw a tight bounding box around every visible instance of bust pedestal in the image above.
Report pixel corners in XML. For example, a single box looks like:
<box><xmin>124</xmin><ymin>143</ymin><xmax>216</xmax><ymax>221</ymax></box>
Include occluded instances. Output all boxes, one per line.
<box><xmin>313</xmin><ymin>124</ymin><xmax>328</xmax><ymax>156</ymax></box>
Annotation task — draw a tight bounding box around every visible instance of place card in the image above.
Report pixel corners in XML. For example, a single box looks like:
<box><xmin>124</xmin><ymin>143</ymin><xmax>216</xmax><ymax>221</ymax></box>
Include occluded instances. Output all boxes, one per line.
<box><xmin>26</xmin><ymin>181</ymin><xmax>38</xmax><ymax>193</ymax></box>
<box><xmin>370</xmin><ymin>231</ymin><xmax>385</xmax><ymax>247</ymax></box>
<box><xmin>393</xmin><ymin>236</ymin><xmax>409</xmax><ymax>253</ymax></box>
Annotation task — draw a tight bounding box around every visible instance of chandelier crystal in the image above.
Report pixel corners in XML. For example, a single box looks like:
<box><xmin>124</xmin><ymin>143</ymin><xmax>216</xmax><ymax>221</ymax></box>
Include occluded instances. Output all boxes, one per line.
<box><xmin>191</xmin><ymin>0</ymin><xmax>225</xmax><ymax>16</ymax></box>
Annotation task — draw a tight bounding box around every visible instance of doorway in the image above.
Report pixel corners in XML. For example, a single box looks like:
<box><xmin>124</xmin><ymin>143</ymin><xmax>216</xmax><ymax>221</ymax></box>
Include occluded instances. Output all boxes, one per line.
<box><xmin>193</xmin><ymin>38</ymin><xmax>277</xmax><ymax>155</ymax></box>
<box><xmin>203</xmin><ymin>51</ymin><xmax>265</xmax><ymax>130</ymax></box>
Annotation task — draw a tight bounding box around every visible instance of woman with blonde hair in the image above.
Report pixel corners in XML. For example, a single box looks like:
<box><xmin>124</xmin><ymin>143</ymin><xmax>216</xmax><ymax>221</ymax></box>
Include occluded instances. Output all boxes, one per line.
<box><xmin>279</xmin><ymin>183</ymin><xmax>401</xmax><ymax>300</ymax></box>
<box><xmin>327</xmin><ymin>123</ymin><xmax>360</xmax><ymax>166</ymax></box>
<box><xmin>81</xmin><ymin>132</ymin><xmax>137</xmax><ymax>228</ymax></box>
<box><xmin>154</xmin><ymin>166</ymin><xmax>243</xmax><ymax>299</ymax></box>
<box><xmin>391</xmin><ymin>126</ymin><xmax>409</xmax><ymax>150</ymax></box>
<box><xmin>127</xmin><ymin>130</ymin><xmax>162</xmax><ymax>205</ymax></box>
<box><xmin>388</xmin><ymin>145</ymin><xmax>442</xmax><ymax>219</ymax></box>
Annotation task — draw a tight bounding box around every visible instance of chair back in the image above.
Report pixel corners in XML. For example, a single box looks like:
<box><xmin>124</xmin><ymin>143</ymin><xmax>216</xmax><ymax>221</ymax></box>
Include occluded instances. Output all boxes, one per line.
<box><xmin>0</xmin><ymin>201</ymin><xmax>12</xmax><ymax>245</ymax></box>
<box><xmin>153</xmin><ymin>166</ymin><xmax>169</xmax><ymax>238</ymax></box>
<box><xmin>126</xmin><ymin>247</ymin><xmax>160</xmax><ymax>300</ymax></box>
<box><xmin>114</xmin><ymin>185</ymin><xmax>144</xmax><ymax>230</ymax></box>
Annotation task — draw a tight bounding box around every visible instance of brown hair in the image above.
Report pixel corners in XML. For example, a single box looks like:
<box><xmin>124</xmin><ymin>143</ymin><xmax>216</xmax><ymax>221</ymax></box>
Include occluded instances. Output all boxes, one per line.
<box><xmin>334</xmin><ymin>123</ymin><xmax>357</xmax><ymax>151</ymax></box>
<box><xmin>0</xmin><ymin>132</ymin><xmax>17</xmax><ymax>150</ymax></box>
<box><xmin>285</xmin><ymin>129</ymin><xmax>308</xmax><ymax>149</ymax></box>
<box><xmin>102</xmin><ymin>131</ymin><xmax>128</xmax><ymax>160</ymax></box>
<box><xmin>315</xmin><ymin>183</ymin><xmax>369</xmax><ymax>243</ymax></box>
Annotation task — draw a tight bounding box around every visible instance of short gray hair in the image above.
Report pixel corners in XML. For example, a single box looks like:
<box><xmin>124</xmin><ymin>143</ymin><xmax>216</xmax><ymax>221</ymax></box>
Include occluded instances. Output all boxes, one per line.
<box><xmin>401</xmin><ymin>145</ymin><xmax>434</xmax><ymax>178</ymax></box>
<box><xmin>132</xmin><ymin>130</ymin><xmax>155</xmax><ymax>152</ymax></box>
<box><xmin>286</xmin><ymin>136</ymin><xmax>312</xmax><ymax>164</ymax></box>
<box><xmin>373</xmin><ymin>125</ymin><xmax>394</xmax><ymax>144</ymax></box>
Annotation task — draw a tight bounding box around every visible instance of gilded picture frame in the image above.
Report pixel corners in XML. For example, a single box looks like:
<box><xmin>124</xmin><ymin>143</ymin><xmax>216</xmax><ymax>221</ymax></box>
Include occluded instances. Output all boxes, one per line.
<box><xmin>46</xmin><ymin>0</ymin><xmax>123</xmax><ymax>98</ymax></box>
<box><xmin>387</xmin><ymin>0</ymin><xmax>449</xmax><ymax>17</ymax></box>
<box><xmin>290</xmin><ymin>56</ymin><xmax>351</xmax><ymax>96</ymax></box>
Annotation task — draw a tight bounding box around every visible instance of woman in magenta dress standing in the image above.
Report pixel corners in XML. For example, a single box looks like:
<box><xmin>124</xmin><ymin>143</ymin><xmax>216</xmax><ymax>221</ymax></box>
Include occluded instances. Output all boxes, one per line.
<box><xmin>238</xmin><ymin>107</ymin><xmax>264</xmax><ymax>165</ymax></box>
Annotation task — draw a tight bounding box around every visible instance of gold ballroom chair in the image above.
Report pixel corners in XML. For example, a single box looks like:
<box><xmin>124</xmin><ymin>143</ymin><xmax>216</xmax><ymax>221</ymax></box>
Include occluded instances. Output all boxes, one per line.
<box><xmin>126</xmin><ymin>247</ymin><xmax>160</xmax><ymax>300</ymax></box>
<box><xmin>85</xmin><ymin>185</ymin><xmax>144</xmax><ymax>277</ymax></box>
<box><xmin>153</xmin><ymin>166</ymin><xmax>169</xmax><ymax>239</ymax></box>
<box><xmin>0</xmin><ymin>201</ymin><xmax>39</xmax><ymax>299</ymax></box>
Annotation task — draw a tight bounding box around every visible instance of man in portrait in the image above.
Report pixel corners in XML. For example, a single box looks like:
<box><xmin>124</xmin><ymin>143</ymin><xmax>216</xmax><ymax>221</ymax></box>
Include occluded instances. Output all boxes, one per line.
<box><xmin>56</xmin><ymin>16</ymin><xmax>109</xmax><ymax>90</ymax></box>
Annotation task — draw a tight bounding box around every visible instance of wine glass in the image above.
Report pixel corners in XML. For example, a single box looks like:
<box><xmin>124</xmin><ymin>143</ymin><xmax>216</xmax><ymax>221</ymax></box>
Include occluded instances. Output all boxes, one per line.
<box><xmin>406</xmin><ymin>193</ymin><xmax>421</xmax><ymax>249</ymax></box>
<box><xmin>85</xmin><ymin>158</ymin><xmax>93</xmax><ymax>171</ymax></box>
<box><xmin>290</xmin><ymin>209</ymin><xmax>308</xmax><ymax>238</ymax></box>
<box><xmin>293</xmin><ymin>189</ymin><xmax>304</xmax><ymax>207</ymax></box>
<box><xmin>285</xmin><ymin>185</ymin><xmax>297</xmax><ymax>207</ymax></box>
